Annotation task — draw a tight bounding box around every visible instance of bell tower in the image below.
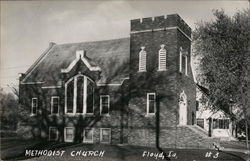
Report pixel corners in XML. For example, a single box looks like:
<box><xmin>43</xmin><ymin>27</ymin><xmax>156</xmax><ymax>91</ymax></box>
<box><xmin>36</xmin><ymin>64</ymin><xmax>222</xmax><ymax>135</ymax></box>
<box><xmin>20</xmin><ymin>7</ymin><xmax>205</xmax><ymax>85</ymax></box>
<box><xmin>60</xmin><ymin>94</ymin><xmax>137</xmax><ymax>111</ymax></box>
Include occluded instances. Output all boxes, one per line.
<box><xmin>129</xmin><ymin>14</ymin><xmax>192</xmax><ymax>93</ymax></box>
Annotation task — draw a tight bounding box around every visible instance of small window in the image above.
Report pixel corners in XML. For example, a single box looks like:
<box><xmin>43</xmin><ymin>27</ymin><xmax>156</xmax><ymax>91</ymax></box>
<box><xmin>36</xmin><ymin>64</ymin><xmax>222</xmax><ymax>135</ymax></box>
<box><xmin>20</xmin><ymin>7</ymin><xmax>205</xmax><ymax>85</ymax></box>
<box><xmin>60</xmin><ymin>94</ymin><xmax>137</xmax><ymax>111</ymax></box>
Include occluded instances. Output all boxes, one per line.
<box><xmin>86</xmin><ymin>79</ymin><xmax>94</xmax><ymax>114</ymax></box>
<box><xmin>31</xmin><ymin>98</ymin><xmax>38</xmax><ymax>115</ymax></box>
<box><xmin>64</xmin><ymin>127</ymin><xmax>74</xmax><ymax>142</ymax></box>
<box><xmin>49</xmin><ymin>127</ymin><xmax>58</xmax><ymax>141</ymax></box>
<box><xmin>213</xmin><ymin>119</ymin><xmax>229</xmax><ymax>129</ymax></box>
<box><xmin>197</xmin><ymin>119</ymin><xmax>204</xmax><ymax>128</ymax></box>
<box><xmin>147</xmin><ymin>93</ymin><xmax>156</xmax><ymax>115</ymax></box>
<box><xmin>196</xmin><ymin>101</ymin><xmax>199</xmax><ymax>111</ymax></box>
<box><xmin>100</xmin><ymin>128</ymin><xmax>111</xmax><ymax>143</ymax></box>
<box><xmin>83</xmin><ymin>129</ymin><xmax>94</xmax><ymax>143</ymax></box>
<box><xmin>51</xmin><ymin>96</ymin><xmax>59</xmax><ymax>114</ymax></box>
<box><xmin>100</xmin><ymin>95</ymin><xmax>110</xmax><ymax>115</ymax></box>
<box><xmin>139</xmin><ymin>46</ymin><xmax>147</xmax><ymax>72</ymax></box>
<box><xmin>158</xmin><ymin>44</ymin><xmax>167</xmax><ymax>71</ymax></box>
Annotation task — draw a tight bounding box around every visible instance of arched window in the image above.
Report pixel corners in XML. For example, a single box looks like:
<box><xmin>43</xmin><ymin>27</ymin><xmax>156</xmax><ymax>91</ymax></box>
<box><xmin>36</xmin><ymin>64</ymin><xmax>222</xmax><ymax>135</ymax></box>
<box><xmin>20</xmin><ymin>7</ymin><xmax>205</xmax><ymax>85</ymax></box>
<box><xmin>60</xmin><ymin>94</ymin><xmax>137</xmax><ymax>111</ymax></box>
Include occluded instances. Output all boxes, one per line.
<box><xmin>185</xmin><ymin>55</ymin><xmax>188</xmax><ymax>76</ymax></box>
<box><xmin>139</xmin><ymin>46</ymin><xmax>146</xmax><ymax>72</ymax></box>
<box><xmin>179</xmin><ymin>47</ymin><xmax>183</xmax><ymax>73</ymax></box>
<box><xmin>86</xmin><ymin>79</ymin><xmax>94</xmax><ymax>114</ymax></box>
<box><xmin>76</xmin><ymin>77</ymin><xmax>84</xmax><ymax>113</ymax></box>
<box><xmin>66</xmin><ymin>80</ymin><xmax>74</xmax><ymax>113</ymax></box>
<box><xmin>65</xmin><ymin>75</ymin><xmax>94</xmax><ymax>115</ymax></box>
<box><xmin>158</xmin><ymin>44</ymin><xmax>167</xmax><ymax>71</ymax></box>
<box><xmin>179</xmin><ymin>47</ymin><xmax>188</xmax><ymax>75</ymax></box>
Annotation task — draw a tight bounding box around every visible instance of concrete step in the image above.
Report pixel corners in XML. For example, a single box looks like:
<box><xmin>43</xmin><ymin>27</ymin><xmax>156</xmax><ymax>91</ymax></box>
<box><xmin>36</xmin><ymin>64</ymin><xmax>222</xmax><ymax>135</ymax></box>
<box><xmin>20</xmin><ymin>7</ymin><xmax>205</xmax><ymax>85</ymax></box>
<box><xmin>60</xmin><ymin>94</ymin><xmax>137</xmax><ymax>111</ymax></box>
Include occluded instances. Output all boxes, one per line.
<box><xmin>185</xmin><ymin>125</ymin><xmax>208</xmax><ymax>138</ymax></box>
<box><xmin>176</xmin><ymin>125</ymin><xmax>220</xmax><ymax>149</ymax></box>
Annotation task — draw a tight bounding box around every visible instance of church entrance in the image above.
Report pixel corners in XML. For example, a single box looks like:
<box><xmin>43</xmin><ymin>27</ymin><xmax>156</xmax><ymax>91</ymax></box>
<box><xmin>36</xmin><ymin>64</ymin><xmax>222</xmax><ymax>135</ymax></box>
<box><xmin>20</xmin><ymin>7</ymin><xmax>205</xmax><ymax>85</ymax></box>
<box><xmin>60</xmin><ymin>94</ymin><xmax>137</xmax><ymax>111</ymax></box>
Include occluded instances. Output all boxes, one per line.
<box><xmin>179</xmin><ymin>91</ymin><xmax>187</xmax><ymax>125</ymax></box>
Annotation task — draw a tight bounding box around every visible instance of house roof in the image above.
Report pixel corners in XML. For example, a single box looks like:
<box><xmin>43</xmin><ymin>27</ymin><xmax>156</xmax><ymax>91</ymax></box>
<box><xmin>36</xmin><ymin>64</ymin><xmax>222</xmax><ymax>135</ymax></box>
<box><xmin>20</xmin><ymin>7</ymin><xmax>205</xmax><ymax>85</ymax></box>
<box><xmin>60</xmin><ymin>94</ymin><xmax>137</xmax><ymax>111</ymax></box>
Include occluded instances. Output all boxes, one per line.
<box><xmin>196</xmin><ymin>83</ymin><xmax>210</xmax><ymax>96</ymax></box>
<box><xmin>21</xmin><ymin>38</ymin><xmax>130</xmax><ymax>86</ymax></box>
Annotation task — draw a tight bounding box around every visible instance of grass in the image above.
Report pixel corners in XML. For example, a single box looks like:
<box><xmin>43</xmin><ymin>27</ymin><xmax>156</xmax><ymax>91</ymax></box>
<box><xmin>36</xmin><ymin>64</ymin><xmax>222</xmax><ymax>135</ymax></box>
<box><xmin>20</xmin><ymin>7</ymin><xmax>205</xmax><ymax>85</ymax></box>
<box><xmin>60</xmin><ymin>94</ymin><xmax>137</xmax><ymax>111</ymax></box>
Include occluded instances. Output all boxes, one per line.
<box><xmin>1</xmin><ymin>138</ymin><xmax>249</xmax><ymax>161</ymax></box>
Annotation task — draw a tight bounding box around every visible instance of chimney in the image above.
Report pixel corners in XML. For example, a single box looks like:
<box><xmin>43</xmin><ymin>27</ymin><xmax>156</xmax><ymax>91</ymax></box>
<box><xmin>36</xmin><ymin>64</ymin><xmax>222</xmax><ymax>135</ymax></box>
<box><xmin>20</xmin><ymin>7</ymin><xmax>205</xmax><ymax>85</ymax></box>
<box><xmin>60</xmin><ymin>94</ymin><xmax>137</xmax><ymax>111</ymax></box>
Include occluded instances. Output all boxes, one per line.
<box><xmin>76</xmin><ymin>50</ymin><xmax>84</xmax><ymax>59</ymax></box>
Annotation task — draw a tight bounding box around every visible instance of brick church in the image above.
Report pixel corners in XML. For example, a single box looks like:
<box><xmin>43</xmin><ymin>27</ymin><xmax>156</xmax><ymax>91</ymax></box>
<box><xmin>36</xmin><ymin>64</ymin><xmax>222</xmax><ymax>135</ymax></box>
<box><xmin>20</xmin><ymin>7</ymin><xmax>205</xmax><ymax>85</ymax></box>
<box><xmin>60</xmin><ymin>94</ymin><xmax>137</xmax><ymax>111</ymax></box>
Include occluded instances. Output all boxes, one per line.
<box><xmin>19</xmin><ymin>14</ymin><xmax>217</xmax><ymax>148</ymax></box>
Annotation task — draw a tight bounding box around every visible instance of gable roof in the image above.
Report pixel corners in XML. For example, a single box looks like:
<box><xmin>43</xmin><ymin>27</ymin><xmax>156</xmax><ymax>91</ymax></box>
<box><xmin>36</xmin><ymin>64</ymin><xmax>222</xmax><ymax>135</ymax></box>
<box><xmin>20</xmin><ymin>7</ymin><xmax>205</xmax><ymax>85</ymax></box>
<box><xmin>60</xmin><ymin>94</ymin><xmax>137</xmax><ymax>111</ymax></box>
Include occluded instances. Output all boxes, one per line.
<box><xmin>21</xmin><ymin>38</ymin><xmax>130</xmax><ymax>86</ymax></box>
<box><xmin>196</xmin><ymin>83</ymin><xmax>210</xmax><ymax>96</ymax></box>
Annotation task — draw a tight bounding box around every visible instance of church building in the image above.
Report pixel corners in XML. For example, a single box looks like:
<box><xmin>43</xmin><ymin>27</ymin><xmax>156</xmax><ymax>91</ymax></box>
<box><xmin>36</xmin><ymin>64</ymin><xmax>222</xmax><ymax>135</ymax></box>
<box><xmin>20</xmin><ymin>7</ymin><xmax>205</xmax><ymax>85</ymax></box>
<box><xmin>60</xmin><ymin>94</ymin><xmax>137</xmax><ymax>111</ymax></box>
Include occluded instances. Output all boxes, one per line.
<box><xmin>19</xmin><ymin>14</ymin><xmax>218</xmax><ymax>148</ymax></box>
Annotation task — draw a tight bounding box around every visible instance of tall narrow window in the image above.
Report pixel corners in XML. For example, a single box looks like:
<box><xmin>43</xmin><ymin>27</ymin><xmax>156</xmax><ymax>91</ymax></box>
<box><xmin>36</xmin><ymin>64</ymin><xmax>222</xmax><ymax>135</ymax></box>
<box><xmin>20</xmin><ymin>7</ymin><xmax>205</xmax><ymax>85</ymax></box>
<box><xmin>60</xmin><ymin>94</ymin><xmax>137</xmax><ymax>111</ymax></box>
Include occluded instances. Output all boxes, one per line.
<box><xmin>87</xmin><ymin>79</ymin><xmax>94</xmax><ymax>114</ymax></box>
<box><xmin>100</xmin><ymin>95</ymin><xmax>110</xmax><ymax>115</ymax></box>
<box><xmin>100</xmin><ymin>128</ymin><xmax>111</xmax><ymax>143</ymax></box>
<box><xmin>179</xmin><ymin>47</ymin><xmax>183</xmax><ymax>72</ymax></box>
<box><xmin>139</xmin><ymin>46</ymin><xmax>146</xmax><ymax>72</ymax></box>
<box><xmin>31</xmin><ymin>98</ymin><xmax>38</xmax><ymax>115</ymax></box>
<box><xmin>65</xmin><ymin>75</ymin><xmax>94</xmax><ymax>115</ymax></box>
<box><xmin>76</xmin><ymin>77</ymin><xmax>84</xmax><ymax>113</ymax></box>
<box><xmin>66</xmin><ymin>80</ymin><xmax>74</xmax><ymax>113</ymax></box>
<box><xmin>83</xmin><ymin>129</ymin><xmax>94</xmax><ymax>143</ymax></box>
<box><xmin>51</xmin><ymin>96</ymin><xmax>59</xmax><ymax>115</ymax></box>
<box><xmin>185</xmin><ymin>55</ymin><xmax>188</xmax><ymax>76</ymax></box>
<box><xmin>147</xmin><ymin>93</ymin><xmax>155</xmax><ymax>115</ymax></box>
<box><xmin>182</xmin><ymin>54</ymin><xmax>185</xmax><ymax>72</ymax></box>
<box><xmin>49</xmin><ymin>127</ymin><xmax>58</xmax><ymax>141</ymax></box>
<box><xmin>179</xmin><ymin>47</ymin><xmax>188</xmax><ymax>75</ymax></box>
<box><xmin>158</xmin><ymin>44</ymin><xmax>167</xmax><ymax>71</ymax></box>
<box><xmin>64</xmin><ymin>127</ymin><xmax>74</xmax><ymax>142</ymax></box>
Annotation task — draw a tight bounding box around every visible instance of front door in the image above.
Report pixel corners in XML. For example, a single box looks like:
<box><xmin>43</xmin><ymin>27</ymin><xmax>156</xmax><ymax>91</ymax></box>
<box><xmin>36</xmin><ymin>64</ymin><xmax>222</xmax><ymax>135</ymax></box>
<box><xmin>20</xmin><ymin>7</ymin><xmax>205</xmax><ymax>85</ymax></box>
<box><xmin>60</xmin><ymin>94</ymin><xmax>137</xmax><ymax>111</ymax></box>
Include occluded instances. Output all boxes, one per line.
<box><xmin>179</xmin><ymin>91</ymin><xmax>187</xmax><ymax>125</ymax></box>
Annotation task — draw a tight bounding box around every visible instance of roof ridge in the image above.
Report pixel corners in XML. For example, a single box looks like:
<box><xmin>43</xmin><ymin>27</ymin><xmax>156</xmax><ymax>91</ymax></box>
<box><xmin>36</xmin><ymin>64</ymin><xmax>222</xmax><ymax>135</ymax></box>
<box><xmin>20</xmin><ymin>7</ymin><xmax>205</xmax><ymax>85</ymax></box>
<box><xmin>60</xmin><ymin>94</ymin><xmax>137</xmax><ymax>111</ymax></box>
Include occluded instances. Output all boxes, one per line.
<box><xmin>57</xmin><ymin>37</ymin><xmax>130</xmax><ymax>46</ymax></box>
<box><xmin>21</xmin><ymin>42</ymin><xmax>56</xmax><ymax>82</ymax></box>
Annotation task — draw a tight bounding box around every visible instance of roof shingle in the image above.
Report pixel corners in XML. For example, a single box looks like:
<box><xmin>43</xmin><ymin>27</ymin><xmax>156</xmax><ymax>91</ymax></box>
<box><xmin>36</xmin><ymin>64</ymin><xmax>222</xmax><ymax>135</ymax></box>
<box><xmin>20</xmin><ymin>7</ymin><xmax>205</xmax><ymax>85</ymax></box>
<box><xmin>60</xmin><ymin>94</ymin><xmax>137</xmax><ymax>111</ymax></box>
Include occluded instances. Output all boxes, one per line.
<box><xmin>22</xmin><ymin>38</ymin><xmax>130</xmax><ymax>86</ymax></box>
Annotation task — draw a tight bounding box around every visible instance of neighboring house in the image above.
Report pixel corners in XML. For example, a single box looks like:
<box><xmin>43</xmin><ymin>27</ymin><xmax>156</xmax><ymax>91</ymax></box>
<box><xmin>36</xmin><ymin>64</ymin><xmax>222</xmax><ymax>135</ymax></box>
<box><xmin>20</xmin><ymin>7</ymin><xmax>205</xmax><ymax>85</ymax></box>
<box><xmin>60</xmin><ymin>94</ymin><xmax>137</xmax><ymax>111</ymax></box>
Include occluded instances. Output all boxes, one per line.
<box><xmin>19</xmin><ymin>14</ymin><xmax>218</xmax><ymax>148</ymax></box>
<box><xmin>196</xmin><ymin>84</ymin><xmax>237</xmax><ymax>141</ymax></box>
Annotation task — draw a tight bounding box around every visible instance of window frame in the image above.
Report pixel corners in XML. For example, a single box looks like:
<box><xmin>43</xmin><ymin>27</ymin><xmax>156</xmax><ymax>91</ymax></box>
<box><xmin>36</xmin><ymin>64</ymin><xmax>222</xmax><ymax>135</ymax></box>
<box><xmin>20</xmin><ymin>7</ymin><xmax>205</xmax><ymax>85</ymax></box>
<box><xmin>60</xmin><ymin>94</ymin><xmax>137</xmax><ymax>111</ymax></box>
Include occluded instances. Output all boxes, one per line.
<box><xmin>146</xmin><ymin>93</ymin><xmax>156</xmax><ymax>116</ymax></box>
<box><xmin>100</xmin><ymin>95</ymin><xmax>110</xmax><ymax>116</ymax></box>
<box><xmin>64</xmin><ymin>127</ymin><xmax>75</xmax><ymax>142</ymax></box>
<box><xmin>196</xmin><ymin>118</ymin><xmax>204</xmax><ymax>129</ymax></box>
<box><xmin>158</xmin><ymin>44</ymin><xmax>167</xmax><ymax>71</ymax></box>
<box><xmin>213</xmin><ymin>119</ymin><xmax>229</xmax><ymax>129</ymax></box>
<box><xmin>138</xmin><ymin>46</ymin><xmax>147</xmax><ymax>72</ymax></box>
<box><xmin>179</xmin><ymin>47</ymin><xmax>183</xmax><ymax>73</ymax></box>
<box><xmin>31</xmin><ymin>97</ymin><xmax>38</xmax><ymax>116</ymax></box>
<box><xmin>83</xmin><ymin>128</ymin><xmax>94</xmax><ymax>143</ymax></box>
<box><xmin>51</xmin><ymin>96</ymin><xmax>60</xmax><ymax>115</ymax></box>
<box><xmin>65</xmin><ymin>74</ymin><xmax>94</xmax><ymax>115</ymax></box>
<box><xmin>49</xmin><ymin>127</ymin><xmax>59</xmax><ymax>141</ymax></box>
<box><xmin>100</xmin><ymin>128</ymin><xmax>111</xmax><ymax>144</ymax></box>
<box><xmin>185</xmin><ymin>55</ymin><xmax>188</xmax><ymax>76</ymax></box>
<box><xmin>86</xmin><ymin>81</ymin><xmax>95</xmax><ymax>114</ymax></box>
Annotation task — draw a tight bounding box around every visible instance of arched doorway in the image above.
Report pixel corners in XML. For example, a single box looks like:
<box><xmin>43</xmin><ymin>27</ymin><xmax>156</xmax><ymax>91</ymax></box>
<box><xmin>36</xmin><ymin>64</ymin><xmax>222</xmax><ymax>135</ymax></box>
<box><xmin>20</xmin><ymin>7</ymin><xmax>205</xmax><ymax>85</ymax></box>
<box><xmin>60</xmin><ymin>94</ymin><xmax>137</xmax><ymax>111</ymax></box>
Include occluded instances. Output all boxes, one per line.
<box><xmin>179</xmin><ymin>91</ymin><xmax>187</xmax><ymax>125</ymax></box>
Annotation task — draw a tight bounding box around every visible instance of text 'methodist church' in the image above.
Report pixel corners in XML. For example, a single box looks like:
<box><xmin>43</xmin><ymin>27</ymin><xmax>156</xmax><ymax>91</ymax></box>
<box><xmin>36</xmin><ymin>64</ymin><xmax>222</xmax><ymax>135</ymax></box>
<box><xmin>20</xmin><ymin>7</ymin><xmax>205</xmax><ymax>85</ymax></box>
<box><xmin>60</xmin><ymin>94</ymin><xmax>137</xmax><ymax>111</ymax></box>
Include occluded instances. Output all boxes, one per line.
<box><xmin>19</xmin><ymin>14</ymin><xmax>218</xmax><ymax>148</ymax></box>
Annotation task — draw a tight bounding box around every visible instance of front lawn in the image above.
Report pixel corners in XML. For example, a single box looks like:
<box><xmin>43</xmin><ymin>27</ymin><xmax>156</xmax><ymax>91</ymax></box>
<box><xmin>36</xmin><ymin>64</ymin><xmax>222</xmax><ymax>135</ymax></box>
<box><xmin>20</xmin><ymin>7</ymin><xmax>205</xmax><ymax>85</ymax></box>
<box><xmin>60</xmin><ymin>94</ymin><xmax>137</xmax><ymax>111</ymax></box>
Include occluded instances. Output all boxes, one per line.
<box><xmin>1</xmin><ymin>139</ymin><xmax>249</xmax><ymax>161</ymax></box>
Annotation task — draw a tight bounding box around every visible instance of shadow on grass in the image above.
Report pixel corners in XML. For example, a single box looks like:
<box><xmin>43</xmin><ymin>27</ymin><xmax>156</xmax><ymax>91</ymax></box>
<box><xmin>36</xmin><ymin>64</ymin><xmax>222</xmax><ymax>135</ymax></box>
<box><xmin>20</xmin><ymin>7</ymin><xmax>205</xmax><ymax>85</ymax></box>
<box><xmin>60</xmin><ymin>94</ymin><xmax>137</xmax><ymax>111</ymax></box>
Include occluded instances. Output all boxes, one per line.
<box><xmin>218</xmin><ymin>149</ymin><xmax>247</xmax><ymax>161</ymax></box>
<box><xmin>2</xmin><ymin>141</ymin><xmax>79</xmax><ymax>160</ymax></box>
<box><xmin>155</xmin><ymin>98</ymin><xmax>171</xmax><ymax>161</ymax></box>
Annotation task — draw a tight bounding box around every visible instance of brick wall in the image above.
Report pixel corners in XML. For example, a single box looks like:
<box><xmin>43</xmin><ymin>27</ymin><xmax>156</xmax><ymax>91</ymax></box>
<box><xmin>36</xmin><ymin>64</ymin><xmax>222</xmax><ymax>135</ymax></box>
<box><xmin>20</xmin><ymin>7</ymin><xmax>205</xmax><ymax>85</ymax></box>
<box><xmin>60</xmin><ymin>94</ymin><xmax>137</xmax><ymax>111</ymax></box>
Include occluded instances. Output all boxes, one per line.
<box><xmin>18</xmin><ymin>63</ymin><xmax>128</xmax><ymax>143</ymax></box>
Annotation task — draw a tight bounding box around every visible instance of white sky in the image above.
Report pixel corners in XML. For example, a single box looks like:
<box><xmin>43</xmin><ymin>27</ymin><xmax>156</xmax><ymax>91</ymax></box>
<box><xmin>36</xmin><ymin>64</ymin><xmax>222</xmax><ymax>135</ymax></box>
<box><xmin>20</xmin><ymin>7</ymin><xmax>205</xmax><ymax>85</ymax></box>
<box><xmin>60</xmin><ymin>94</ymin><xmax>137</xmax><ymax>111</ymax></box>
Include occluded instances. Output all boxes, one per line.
<box><xmin>0</xmin><ymin>0</ymin><xmax>249</xmax><ymax>93</ymax></box>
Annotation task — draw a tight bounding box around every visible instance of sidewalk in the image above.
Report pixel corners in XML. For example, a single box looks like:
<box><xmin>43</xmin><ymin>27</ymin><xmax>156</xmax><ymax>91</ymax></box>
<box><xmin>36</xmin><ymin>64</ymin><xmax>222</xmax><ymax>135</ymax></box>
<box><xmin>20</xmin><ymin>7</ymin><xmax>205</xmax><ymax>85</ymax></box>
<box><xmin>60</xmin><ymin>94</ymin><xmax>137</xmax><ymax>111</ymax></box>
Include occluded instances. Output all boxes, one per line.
<box><xmin>222</xmin><ymin>147</ymin><xmax>250</xmax><ymax>154</ymax></box>
<box><xmin>219</xmin><ymin>141</ymin><xmax>250</xmax><ymax>161</ymax></box>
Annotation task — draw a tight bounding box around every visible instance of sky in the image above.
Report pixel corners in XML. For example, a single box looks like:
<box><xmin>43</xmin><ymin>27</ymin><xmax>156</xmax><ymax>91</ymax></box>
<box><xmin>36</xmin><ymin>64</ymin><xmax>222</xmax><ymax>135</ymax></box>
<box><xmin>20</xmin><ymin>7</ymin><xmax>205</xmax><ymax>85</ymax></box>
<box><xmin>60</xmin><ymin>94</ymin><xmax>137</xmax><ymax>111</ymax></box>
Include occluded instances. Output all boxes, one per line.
<box><xmin>0</xmin><ymin>0</ymin><xmax>249</xmax><ymax>93</ymax></box>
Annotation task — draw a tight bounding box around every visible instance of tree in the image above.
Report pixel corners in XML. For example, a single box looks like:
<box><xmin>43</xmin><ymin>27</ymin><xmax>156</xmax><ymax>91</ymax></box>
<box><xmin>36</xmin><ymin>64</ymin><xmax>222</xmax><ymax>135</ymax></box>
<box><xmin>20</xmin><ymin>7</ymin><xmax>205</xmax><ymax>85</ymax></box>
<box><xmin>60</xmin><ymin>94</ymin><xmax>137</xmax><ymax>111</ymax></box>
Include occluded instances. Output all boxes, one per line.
<box><xmin>0</xmin><ymin>87</ymin><xmax>19</xmax><ymax>130</ymax></box>
<box><xmin>193</xmin><ymin>9</ymin><xmax>250</xmax><ymax>148</ymax></box>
